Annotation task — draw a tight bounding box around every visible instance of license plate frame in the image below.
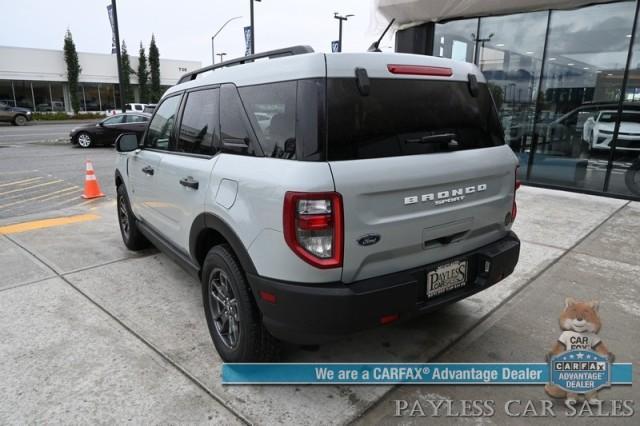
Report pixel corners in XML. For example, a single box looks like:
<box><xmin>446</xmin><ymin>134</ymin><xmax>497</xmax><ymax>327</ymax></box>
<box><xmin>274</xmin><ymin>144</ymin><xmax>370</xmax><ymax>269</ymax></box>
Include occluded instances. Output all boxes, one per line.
<box><xmin>426</xmin><ymin>259</ymin><xmax>468</xmax><ymax>299</ymax></box>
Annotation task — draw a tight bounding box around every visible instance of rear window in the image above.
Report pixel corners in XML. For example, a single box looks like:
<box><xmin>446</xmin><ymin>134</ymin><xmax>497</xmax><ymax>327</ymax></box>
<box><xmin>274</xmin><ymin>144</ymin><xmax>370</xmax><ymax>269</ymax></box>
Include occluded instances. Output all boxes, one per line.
<box><xmin>326</xmin><ymin>78</ymin><xmax>504</xmax><ymax>161</ymax></box>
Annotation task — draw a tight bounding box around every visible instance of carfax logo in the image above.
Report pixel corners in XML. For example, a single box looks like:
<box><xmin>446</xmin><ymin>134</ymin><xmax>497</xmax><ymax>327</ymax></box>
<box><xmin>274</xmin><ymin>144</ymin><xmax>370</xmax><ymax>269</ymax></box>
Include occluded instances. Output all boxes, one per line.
<box><xmin>550</xmin><ymin>350</ymin><xmax>610</xmax><ymax>394</ymax></box>
<box><xmin>545</xmin><ymin>298</ymin><xmax>615</xmax><ymax>403</ymax></box>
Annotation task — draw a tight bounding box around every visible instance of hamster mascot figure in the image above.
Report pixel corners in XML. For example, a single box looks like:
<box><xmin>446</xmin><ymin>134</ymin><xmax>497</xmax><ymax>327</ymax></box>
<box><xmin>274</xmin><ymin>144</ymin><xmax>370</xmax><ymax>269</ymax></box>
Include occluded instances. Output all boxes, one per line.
<box><xmin>544</xmin><ymin>298</ymin><xmax>614</xmax><ymax>404</ymax></box>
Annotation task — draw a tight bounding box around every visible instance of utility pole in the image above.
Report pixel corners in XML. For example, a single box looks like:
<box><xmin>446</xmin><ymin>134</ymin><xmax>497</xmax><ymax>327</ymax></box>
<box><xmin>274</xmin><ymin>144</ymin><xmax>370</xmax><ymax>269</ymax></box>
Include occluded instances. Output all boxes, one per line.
<box><xmin>334</xmin><ymin>12</ymin><xmax>354</xmax><ymax>52</ymax></box>
<box><xmin>217</xmin><ymin>52</ymin><xmax>227</xmax><ymax>63</ymax></box>
<box><xmin>250</xmin><ymin>0</ymin><xmax>261</xmax><ymax>55</ymax></box>
<box><xmin>111</xmin><ymin>0</ymin><xmax>126</xmax><ymax>113</ymax></box>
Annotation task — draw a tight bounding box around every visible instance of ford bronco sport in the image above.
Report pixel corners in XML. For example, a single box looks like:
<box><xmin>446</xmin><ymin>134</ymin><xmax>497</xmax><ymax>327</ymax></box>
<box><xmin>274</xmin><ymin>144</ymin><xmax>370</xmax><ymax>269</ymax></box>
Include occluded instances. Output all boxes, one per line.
<box><xmin>114</xmin><ymin>46</ymin><xmax>521</xmax><ymax>362</ymax></box>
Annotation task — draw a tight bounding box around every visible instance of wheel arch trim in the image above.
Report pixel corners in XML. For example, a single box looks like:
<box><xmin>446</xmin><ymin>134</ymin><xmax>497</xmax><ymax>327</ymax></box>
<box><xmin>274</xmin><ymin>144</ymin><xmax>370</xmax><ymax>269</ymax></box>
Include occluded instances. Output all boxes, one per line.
<box><xmin>189</xmin><ymin>213</ymin><xmax>258</xmax><ymax>276</ymax></box>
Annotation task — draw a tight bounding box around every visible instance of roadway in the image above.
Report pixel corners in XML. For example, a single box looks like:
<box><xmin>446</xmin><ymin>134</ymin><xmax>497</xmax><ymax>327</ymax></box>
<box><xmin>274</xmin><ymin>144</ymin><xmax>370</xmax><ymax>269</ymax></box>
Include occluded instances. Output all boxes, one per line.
<box><xmin>0</xmin><ymin>122</ymin><xmax>85</xmax><ymax>145</ymax></box>
<box><xmin>0</xmin><ymin>125</ymin><xmax>116</xmax><ymax>220</ymax></box>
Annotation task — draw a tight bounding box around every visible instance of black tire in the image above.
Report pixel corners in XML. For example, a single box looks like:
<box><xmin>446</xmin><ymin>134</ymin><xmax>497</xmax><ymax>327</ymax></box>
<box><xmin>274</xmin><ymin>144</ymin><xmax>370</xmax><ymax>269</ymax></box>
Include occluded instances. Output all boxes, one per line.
<box><xmin>76</xmin><ymin>131</ymin><xmax>93</xmax><ymax>148</ymax></box>
<box><xmin>13</xmin><ymin>115</ymin><xmax>27</xmax><ymax>126</ymax></box>
<box><xmin>624</xmin><ymin>160</ymin><xmax>640</xmax><ymax>196</ymax></box>
<box><xmin>202</xmin><ymin>244</ymin><xmax>280</xmax><ymax>362</ymax></box>
<box><xmin>116</xmin><ymin>184</ymin><xmax>151</xmax><ymax>250</ymax></box>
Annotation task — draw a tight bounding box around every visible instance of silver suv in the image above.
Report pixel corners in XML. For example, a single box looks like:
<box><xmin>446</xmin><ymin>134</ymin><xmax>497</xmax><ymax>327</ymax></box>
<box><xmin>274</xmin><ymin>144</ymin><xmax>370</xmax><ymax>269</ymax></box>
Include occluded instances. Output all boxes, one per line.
<box><xmin>114</xmin><ymin>46</ymin><xmax>521</xmax><ymax>362</ymax></box>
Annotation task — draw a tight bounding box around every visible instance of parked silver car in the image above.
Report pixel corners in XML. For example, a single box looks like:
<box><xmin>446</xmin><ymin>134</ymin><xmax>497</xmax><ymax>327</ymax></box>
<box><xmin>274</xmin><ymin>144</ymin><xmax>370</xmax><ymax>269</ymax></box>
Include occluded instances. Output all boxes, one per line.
<box><xmin>114</xmin><ymin>46</ymin><xmax>521</xmax><ymax>362</ymax></box>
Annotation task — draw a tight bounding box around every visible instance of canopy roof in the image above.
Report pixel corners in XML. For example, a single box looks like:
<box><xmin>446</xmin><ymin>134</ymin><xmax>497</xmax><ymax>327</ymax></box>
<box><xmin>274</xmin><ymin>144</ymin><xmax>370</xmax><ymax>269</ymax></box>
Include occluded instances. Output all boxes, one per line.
<box><xmin>376</xmin><ymin>0</ymin><xmax>619</xmax><ymax>27</ymax></box>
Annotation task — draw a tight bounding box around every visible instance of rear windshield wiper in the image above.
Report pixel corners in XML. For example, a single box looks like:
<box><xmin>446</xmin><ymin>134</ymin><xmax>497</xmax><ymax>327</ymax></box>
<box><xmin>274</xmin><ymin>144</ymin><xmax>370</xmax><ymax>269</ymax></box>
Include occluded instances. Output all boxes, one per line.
<box><xmin>405</xmin><ymin>132</ymin><xmax>457</xmax><ymax>144</ymax></box>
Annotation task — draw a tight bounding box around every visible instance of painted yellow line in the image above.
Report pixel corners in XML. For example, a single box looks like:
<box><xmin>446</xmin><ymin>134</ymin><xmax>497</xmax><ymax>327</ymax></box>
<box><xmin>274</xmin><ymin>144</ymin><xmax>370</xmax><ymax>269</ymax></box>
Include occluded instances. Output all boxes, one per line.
<box><xmin>0</xmin><ymin>177</ymin><xmax>43</xmax><ymax>188</ymax></box>
<box><xmin>51</xmin><ymin>194</ymin><xmax>83</xmax><ymax>207</ymax></box>
<box><xmin>3</xmin><ymin>184</ymin><xmax>80</xmax><ymax>202</ymax></box>
<box><xmin>0</xmin><ymin>213</ymin><xmax>100</xmax><ymax>235</ymax></box>
<box><xmin>0</xmin><ymin>179</ymin><xmax>64</xmax><ymax>196</ymax></box>
<box><xmin>37</xmin><ymin>188</ymin><xmax>82</xmax><ymax>203</ymax></box>
<box><xmin>0</xmin><ymin>186</ymin><xmax>78</xmax><ymax>209</ymax></box>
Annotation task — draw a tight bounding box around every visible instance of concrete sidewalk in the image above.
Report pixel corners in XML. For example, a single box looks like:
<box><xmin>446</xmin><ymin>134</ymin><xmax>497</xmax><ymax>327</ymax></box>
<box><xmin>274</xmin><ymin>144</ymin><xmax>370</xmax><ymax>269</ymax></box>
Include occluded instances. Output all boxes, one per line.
<box><xmin>0</xmin><ymin>186</ymin><xmax>637</xmax><ymax>424</ymax></box>
<box><xmin>357</xmin><ymin>198</ymin><xmax>640</xmax><ymax>424</ymax></box>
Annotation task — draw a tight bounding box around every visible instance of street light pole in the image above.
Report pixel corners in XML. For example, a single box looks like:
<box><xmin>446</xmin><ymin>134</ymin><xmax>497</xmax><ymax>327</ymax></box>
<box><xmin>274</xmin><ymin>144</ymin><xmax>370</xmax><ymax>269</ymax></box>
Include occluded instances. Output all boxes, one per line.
<box><xmin>333</xmin><ymin>13</ymin><xmax>354</xmax><ymax>52</ymax></box>
<box><xmin>217</xmin><ymin>52</ymin><xmax>227</xmax><ymax>63</ymax></box>
<box><xmin>250</xmin><ymin>0</ymin><xmax>261</xmax><ymax>55</ymax></box>
<box><xmin>471</xmin><ymin>32</ymin><xmax>494</xmax><ymax>65</ymax></box>
<box><xmin>211</xmin><ymin>16</ymin><xmax>242</xmax><ymax>64</ymax></box>
<box><xmin>111</xmin><ymin>0</ymin><xmax>126</xmax><ymax>113</ymax></box>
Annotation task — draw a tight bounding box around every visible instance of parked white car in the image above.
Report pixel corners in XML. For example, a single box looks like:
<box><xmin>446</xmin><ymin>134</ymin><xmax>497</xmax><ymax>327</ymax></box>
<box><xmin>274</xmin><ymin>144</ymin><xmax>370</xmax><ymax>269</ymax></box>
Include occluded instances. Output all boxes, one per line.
<box><xmin>105</xmin><ymin>103</ymin><xmax>147</xmax><ymax>116</ymax></box>
<box><xmin>583</xmin><ymin>110</ymin><xmax>640</xmax><ymax>151</ymax></box>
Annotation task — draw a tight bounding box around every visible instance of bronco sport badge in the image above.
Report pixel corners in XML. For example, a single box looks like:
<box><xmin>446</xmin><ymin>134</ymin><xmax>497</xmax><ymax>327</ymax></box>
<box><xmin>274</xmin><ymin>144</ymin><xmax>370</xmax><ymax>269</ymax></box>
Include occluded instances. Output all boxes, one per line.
<box><xmin>404</xmin><ymin>184</ymin><xmax>487</xmax><ymax>206</ymax></box>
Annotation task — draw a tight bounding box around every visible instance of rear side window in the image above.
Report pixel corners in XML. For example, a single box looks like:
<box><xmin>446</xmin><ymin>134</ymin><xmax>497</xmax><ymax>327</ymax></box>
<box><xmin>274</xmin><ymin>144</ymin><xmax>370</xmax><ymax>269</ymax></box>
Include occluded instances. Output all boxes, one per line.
<box><xmin>145</xmin><ymin>95</ymin><xmax>181</xmax><ymax>151</ymax></box>
<box><xmin>127</xmin><ymin>115</ymin><xmax>148</xmax><ymax>123</ymax></box>
<box><xmin>326</xmin><ymin>78</ymin><xmax>504</xmax><ymax>161</ymax></box>
<box><xmin>103</xmin><ymin>115</ymin><xmax>125</xmax><ymax>125</ymax></box>
<box><xmin>239</xmin><ymin>81</ymin><xmax>296</xmax><ymax>158</ymax></box>
<box><xmin>178</xmin><ymin>88</ymin><xmax>219</xmax><ymax>156</ymax></box>
<box><xmin>220</xmin><ymin>84</ymin><xmax>260</xmax><ymax>156</ymax></box>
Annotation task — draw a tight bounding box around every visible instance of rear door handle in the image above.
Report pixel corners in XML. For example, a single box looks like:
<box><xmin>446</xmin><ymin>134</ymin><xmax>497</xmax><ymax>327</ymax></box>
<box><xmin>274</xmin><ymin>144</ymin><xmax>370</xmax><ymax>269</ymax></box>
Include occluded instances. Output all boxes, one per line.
<box><xmin>142</xmin><ymin>166</ymin><xmax>154</xmax><ymax>176</ymax></box>
<box><xmin>180</xmin><ymin>176</ymin><xmax>199</xmax><ymax>190</ymax></box>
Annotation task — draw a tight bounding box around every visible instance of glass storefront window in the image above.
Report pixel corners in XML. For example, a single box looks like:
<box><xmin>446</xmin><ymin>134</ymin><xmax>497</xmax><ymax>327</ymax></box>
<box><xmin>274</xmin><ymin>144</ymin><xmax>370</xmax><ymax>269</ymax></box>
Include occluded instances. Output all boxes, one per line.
<box><xmin>433</xmin><ymin>18</ymin><xmax>478</xmax><ymax>64</ymax></box>
<box><xmin>476</xmin><ymin>11</ymin><xmax>548</xmax><ymax>180</ymax></box>
<box><xmin>530</xmin><ymin>1</ymin><xmax>635</xmax><ymax>191</ymax></box>
<box><xmin>100</xmin><ymin>84</ymin><xmax>116</xmax><ymax>110</ymax></box>
<box><xmin>608</xmin><ymin>3</ymin><xmax>640</xmax><ymax>198</ymax></box>
<box><xmin>0</xmin><ymin>80</ymin><xmax>14</xmax><ymax>106</ymax></box>
<box><xmin>32</xmin><ymin>81</ymin><xmax>51</xmax><ymax>112</ymax></box>
<box><xmin>82</xmin><ymin>84</ymin><xmax>101</xmax><ymax>111</ymax></box>
<box><xmin>13</xmin><ymin>80</ymin><xmax>33</xmax><ymax>110</ymax></box>
<box><xmin>50</xmin><ymin>82</ymin><xmax>66</xmax><ymax>112</ymax></box>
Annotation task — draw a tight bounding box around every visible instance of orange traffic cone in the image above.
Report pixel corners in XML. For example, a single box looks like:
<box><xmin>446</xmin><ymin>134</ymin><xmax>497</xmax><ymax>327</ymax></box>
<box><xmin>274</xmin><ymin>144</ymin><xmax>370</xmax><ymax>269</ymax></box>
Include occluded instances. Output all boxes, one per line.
<box><xmin>81</xmin><ymin>160</ymin><xmax>105</xmax><ymax>199</ymax></box>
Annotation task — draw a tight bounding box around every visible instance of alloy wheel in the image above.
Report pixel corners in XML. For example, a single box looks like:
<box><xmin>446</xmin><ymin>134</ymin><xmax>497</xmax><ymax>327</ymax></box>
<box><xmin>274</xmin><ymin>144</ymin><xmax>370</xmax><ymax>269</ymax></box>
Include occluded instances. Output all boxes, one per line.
<box><xmin>118</xmin><ymin>195</ymin><xmax>130</xmax><ymax>239</ymax></box>
<box><xmin>209</xmin><ymin>268</ymin><xmax>240</xmax><ymax>349</ymax></box>
<box><xmin>78</xmin><ymin>133</ymin><xmax>91</xmax><ymax>148</ymax></box>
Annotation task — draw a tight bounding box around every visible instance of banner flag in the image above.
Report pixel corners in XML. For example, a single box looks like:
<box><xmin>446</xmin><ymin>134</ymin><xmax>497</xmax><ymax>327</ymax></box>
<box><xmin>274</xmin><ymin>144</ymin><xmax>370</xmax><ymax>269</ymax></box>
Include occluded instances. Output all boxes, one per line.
<box><xmin>106</xmin><ymin>4</ymin><xmax>116</xmax><ymax>54</ymax></box>
<box><xmin>244</xmin><ymin>26</ymin><xmax>252</xmax><ymax>56</ymax></box>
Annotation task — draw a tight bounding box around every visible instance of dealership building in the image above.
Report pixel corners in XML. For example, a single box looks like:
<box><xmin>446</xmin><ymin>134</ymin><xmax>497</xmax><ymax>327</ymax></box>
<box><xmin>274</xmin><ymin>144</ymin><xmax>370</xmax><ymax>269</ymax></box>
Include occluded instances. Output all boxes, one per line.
<box><xmin>0</xmin><ymin>45</ymin><xmax>200</xmax><ymax>113</ymax></box>
<box><xmin>380</xmin><ymin>0</ymin><xmax>640</xmax><ymax>199</ymax></box>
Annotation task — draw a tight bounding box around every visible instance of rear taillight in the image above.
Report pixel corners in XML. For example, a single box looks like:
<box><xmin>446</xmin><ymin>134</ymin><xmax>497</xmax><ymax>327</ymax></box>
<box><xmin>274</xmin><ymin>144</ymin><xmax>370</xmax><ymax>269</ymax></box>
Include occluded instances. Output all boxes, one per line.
<box><xmin>283</xmin><ymin>192</ymin><xmax>343</xmax><ymax>269</ymax></box>
<box><xmin>512</xmin><ymin>167</ymin><xmax>521</xmax><ymax>222</ymax></box>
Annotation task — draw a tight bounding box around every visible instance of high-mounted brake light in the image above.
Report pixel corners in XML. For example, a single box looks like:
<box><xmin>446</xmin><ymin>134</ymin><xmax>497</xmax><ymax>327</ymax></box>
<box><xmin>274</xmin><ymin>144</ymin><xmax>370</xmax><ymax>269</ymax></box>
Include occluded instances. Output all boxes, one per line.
<box><xmin>387</xmin><ymin>64</ymin><xmax>453</xmax><ymax>77</ymax></box>
<box><xmin>283</xmin><ymin>192</ymin><xmax>343</xmax><ymax>269</ymax></box>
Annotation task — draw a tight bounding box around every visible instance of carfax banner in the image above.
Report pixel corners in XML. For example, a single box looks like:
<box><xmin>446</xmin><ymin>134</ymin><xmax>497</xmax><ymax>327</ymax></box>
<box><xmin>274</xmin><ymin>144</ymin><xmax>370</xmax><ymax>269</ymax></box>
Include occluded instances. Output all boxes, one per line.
<box><xmin>222</xmin><ymin>361</ymin><xmax>633</xmax><ymax>385</ymax></box>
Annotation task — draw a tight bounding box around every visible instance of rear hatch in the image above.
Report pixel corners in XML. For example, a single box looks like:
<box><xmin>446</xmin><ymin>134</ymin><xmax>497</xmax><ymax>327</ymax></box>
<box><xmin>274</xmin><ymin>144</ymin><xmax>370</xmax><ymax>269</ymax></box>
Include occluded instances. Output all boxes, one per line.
<box><xmin>325</xmin><ymin>54</ymin><xmax>518</xmax><ymax>283</ymax></box>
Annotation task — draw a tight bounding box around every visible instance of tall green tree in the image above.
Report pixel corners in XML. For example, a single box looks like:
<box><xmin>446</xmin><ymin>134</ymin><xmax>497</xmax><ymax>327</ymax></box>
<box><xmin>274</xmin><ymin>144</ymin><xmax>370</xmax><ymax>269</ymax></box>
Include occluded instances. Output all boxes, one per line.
<box><xmin>120</xmin><ymin>40</ymin><xmax>134</xmax><ymax>103</ymax></box>
<box><xmin>63</xmin><ymin>29</ymin><xmax>82</xmax><ymax>113</ymax></box>
<box><xmin>149</xmin><ymin>34</ymin><xmax>161</xmax><ymax>102</ymax></box>
<box><xmin>137</xmin><ymin>42</ymin><xmax>149</xmax><ymax>103</ymax></box>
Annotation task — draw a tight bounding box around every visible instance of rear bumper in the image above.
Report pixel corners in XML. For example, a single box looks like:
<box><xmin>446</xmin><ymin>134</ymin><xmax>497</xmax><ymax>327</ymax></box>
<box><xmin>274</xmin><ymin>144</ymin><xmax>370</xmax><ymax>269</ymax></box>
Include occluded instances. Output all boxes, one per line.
<box><xmin>248</xmin><ymin>232</ymin><xmax>520</xmax><ymax>344</ymax></box>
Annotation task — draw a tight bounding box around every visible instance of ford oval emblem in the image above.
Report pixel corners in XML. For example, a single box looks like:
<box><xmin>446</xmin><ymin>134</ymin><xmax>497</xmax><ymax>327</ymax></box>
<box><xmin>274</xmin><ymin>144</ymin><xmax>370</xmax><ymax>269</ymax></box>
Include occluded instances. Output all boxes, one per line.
<box><xmin>357</xmin><ymin>234</ymin><xmax>381</xmax><ymax>246</ymax></box>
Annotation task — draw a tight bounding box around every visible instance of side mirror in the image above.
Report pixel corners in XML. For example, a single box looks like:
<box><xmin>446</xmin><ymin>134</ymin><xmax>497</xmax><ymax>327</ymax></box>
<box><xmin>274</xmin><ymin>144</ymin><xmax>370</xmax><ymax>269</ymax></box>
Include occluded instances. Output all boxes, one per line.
<box><xmin>115</xmin><ymin>133</ymin><xmax>139</xmax><ymax>152</ymax></box>
<box><xmin>98</xmin><ymin>121</ymin><xmax>105</xmax><ymax>127</ymax></box>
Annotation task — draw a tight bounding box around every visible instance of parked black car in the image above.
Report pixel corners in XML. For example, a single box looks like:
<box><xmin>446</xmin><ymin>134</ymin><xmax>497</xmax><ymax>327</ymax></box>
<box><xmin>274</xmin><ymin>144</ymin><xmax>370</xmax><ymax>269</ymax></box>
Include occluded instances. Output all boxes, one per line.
<box><xmin>70</xmin><ymin>112</ymin><xmax>150</xmax><ymax>148</ymax></box>
<box><xmin>0</xmin><ymin>101</ymin><xmax>33</xmax><ymax>125</ymax></box>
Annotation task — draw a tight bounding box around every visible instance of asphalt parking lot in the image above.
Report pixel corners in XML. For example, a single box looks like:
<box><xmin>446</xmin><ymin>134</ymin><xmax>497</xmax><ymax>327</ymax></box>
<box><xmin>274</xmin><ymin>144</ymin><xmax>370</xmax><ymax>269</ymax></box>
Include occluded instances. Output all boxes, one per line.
<box><xmin>0</xmin><ymin>128</ymin><xmax>638</xmax><ymax>424</ymax></box>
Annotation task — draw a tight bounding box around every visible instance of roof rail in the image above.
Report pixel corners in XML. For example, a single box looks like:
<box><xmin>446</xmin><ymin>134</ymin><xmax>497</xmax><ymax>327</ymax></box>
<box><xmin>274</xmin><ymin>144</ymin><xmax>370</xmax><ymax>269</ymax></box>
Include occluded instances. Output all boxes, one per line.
<box><xmin>177</xmin><ymin>45</ymin><xmax>315</xmax><ymax>85</ymax></box>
